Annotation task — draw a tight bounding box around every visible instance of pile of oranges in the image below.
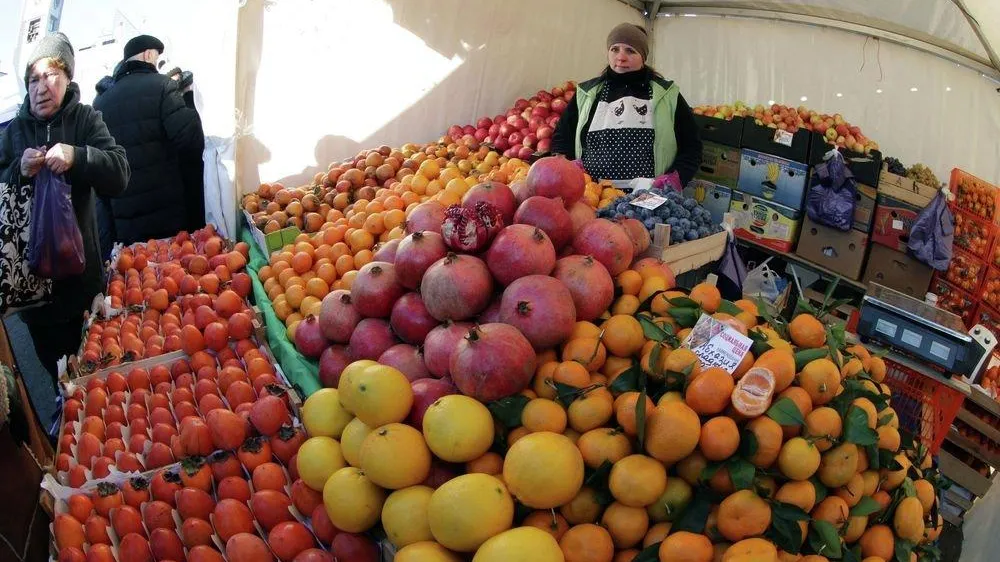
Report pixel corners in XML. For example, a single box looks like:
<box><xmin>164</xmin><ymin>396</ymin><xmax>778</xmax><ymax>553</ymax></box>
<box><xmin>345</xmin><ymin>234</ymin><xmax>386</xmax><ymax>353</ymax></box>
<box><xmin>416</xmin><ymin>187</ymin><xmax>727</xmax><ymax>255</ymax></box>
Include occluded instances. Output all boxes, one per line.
<box><xmin>296</xmin><ymin>268</ymin><xmax>945</xmax><ymax>562</ymax></box>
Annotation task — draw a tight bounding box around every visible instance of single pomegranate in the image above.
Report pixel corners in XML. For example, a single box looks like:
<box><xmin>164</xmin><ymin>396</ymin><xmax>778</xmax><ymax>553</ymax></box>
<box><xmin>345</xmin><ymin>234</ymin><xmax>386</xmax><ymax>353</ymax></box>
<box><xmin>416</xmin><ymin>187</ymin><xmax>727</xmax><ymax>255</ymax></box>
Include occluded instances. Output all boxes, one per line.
<box><xmin>420</xmin><ymin>253</ymin><xmax>493</xmax><ymax>321</ymax></box>
<box><xmin>440</xmin><ymin>202</ymin><xmax>503</xmax><ymax>252</ymax></box>
<box><xmin>405</xmin><ymin>201</ymin><xmax>446</xmax><ymax>234</ymax></box>
<box><xmin>348</xmin><ymin>318</ymin><xmax>397</xmax><ymax>361</ymax></box>
<box><xmin>350</xmin><ymin>261</ymin><xmax>404</xmax><ymax>318</ymax></box>
<box><xmin>510</xmin><ymin>179</ymin><xmax>535</xmax><ymax>205</ymax></box>
<box><xmin>552</xmin><ymin>255</ymin><xmax>615</xmax><ymax>321</ymax></box>
<box><xmin>450</xmin><ymin>324</ymin><xmax>537</xmax><ymax>402</ymax></box>
<box><xmin>571</xmin><ymin>218</ymin><xmax>634</xmax><ymax>276</ymax></box>
<box><xmin>422</xmin><ymin>321</ymin><xmax>475</xmax><ymax>378</ymax></box>
<box><xmin>567</xmin><ymin>200</ymin><xmax>597</xmax><ymax>234</ymax></box>
<box><xmin>318</xmin><ymin>290</ymin><xmax>360</xmax><ymax>343</ymax></box>
<box><xmin>462</xmin><ymin>181</ymin><xmax>517</xmax><ymax>225</ymax></box>
<box><xmin>486</xmin><ymin>225</ymin><xmax>556</xmax><ymax>286</ymax></box>
<box><xmin>394</xmin><ymin>231</ymin><xmax>448</xmax><ymax>290</ymax></box>
<box><xmin>389</xmin><ymin>292</ymin><xmax>439</xmax><ymax>344</ymax></box>
<box><xmin>378</xmin><ymin>344</ymin><xmax>431</xmax><ymax>382</ymax></box>
<box><xmin>499</xmin><ymin>275</ymin><xmax>576</xmax><ymax>350</ymax></box>
<box><xmin>514</xmin><ymin>196</ymin><xmax>574</xmax><ymax>251</ymax></box>
<box><xmin>372</xmin><ymin>238</ymin><xmax>399</xmax><ymax>263</ymax></box>
<box><xmin>478</xmin><ymin>296</ymin><xmax>502</xmax><ymax>323</ymax></box>
<box><xmin>526</xmin><ymin>155</ymin><xmax>585</xmax><ymax>205</ymax></box>
<box><xmin>318</xmin><ymin>345</ymin><xmax>351</xmax><ymax>388</ymax></box>
<box><xmin>618</xmin><ymin>217</ymin><xmax>652</xmax><ymax>255</ymax></box>
<box><xmin>294</xmin><ymin>315</ymin><xmax>327</xmax><ymax>358</ymax></box>
<box><xmin>407</xmin><ymin>378</ymin><xmax>458</xmax><ymax>428</ymax></box>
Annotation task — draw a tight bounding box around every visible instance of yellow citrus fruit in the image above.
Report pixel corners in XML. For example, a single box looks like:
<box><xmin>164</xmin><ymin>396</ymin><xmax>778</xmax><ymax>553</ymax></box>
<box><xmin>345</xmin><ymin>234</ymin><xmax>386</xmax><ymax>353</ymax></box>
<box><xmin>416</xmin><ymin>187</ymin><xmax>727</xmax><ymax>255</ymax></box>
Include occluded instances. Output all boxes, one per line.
<box><xmin>576</xmin><ymin>427</ymin><xmax>632</xmax><ymax>469</ymax></box>
<box><xmin>466</xmin><ymin>452</ymin><xmax>504</xmax><ymax>475</ymax></box>
<box><xmin>869</xmin><ymin>356</ymin><xmax>887</xmax><ymax>383</ymax></box>
<box><xmin>422</xmin><ymin>395</ymin><xmax>495</xmax><ymax>462</ymax></box>
<box><xmin>746</xmin><ymin>416</ymin><xmax>783</xmax><ymax>469</ymax></box>
<box><xmin>601</xmin><ymin>501</ymin><xmax>650</xmax><ymax>549</ymax></box>
<box><xmin>428</xmin><ymin>473</ymin><xmax>514</xmax><ymax>552</ymax></box>
<box><xmin>611</xmin><ymin>295</ymin><xmax>640</xmax><ymax>315</ymax></box>
<box><xmin>301</xmin><ymin>388</ymin><xmax>353</xmax><ymax>439</ymax></box>
<box><xmin>559</xmin><ymin>523</ymin><xmax>615</xmax><ymax>561</ymax></box>
<box><xmin>338</xmin><ymin>362</ymin><xmax>413</xmax><ymax>427</ymax></box>
<box><xmin>778</xmin><ymin>437</ymin><xmax>821</xmax><ymax>481</ymax></box>
<box><xmin>382</xmin><ymin>486</ymin><xmax>434</xmax><ymax>548</ymax></box>
<box><xmin>893</xmin><ymin>496</ymin><xmax>924</xmax><ymax>543</ymax></box>
<box><xmin>322</xmin><ymin>466</ymin><xmax>386</xmax><ymax>533</ymax></box>
<box><xmin>560</xmin><ymin>487</ymin><xmax>603</xmax><ymax>525</ymax></box>
<box><xmin>360</xmin><ymin>423</ymin><xmax>431</xmax><ymax>490</ymax></box>
<box><xmin>663</xmin><ymin>348</ymin><xmax>702</xmax><ymax>378</ymax></box>
<box><xmin>717</xmin><ymin>490</ymin><xmax>772</xmax><ymax>542</ymax></box>
<box><xmin>340</xmin><ymin>417</ymin><xmax>372</xmax><ymax>468</ymax></box>
<box><xmin>689</xmin><ymin>282</ymin><xmax>722</xmax><ymax>313</ymax></box>
<box><xmin>297</xmin><ymin>436</ymin><xmax>346</xmax><ymax>491</ymax></box>
<box><xmin>395</xmin><ymin>541</ymin><xmax>462</xmax><ymax>562</ymax></box>
<box><xmin>722</xmin><ymin>538</ymin><xmax>778</xmax><ymax>561</ymax></box>
<box><xmin>852</xmin><ymin>398</ymin><xmax>878</xmax><ymax>429</ymax></box>
<box><xmin>877</xmin><ymin>425</ymin><xmax>900</xmax><ymax>452</ymax></box>
<box><xmin>775</xmin><ymin>480</ymin><xmax>817</xmax><ymax>512</ymax></box>
<box><xmin>819</xmin><ymin>443</ymin><xmax>860</xmax><ymax>488</ymax></box>
<box><xmin>753</xmin><ymin>348</ymin><xmax>796</xmax><ymax>392</ymax></box>
<box><xmin>647</xmin><ymin>478</ymin><xmax>693</xmax><ymax>523</ymax></box>
<box><xmin>568</xmin><ymin>387</ymin><xmax>615</xmax><ymax>433</ymax></box>
<box><xmin>859</xmin><ymin>524</ymin><xmax>895</xmax><ymax>560</ymax></box>
<box><xmin>335</xmin><ymin>359</ymin><xmax>377</xmax><ymax>411</ymax></box>
<box><xmin>503</xmin><ymin>431</ymin><xmax>584</xmax><ymax>509</ymax></box>
<box><xmin>798</xmin><ymin>359</ymin><xmax>841</xmax><ymax>406</ymax></box>
<box><xmin>609</xmin><ymin>454</ymin><xmax>668</xmax><ymax>508</ymax></box>
<box><xmin>601</xmin><ymin>315</ymin><xmax>645</xmax><ymax>357</ymax></box>
<box><xmin>644</xmin><ymin>401</ymin><xmax>702</xmax><ymax>465</ymax></box>
<box><xmin>523</xmin><ymin>510</ymin><xmax>569</xmax><ymax>541</ymax></box>
<box><xmin>643</xmin><ymin>522</ymin><xmax>672</xmax><ymax>548</ymax></box>
<box><xmin>699</xmin><ymin>416</ymin><xmax>741</xmax><ymax>462</ymax></box>
<box><xmin>789</xmin><ymin>314</ymin><xmax>826</xmax><ymax>348</ymax></box>
<box><xmin>522</xmin><ymin>398</ymin><xmax>568</xmax><ymax>434</ymax></box>
<box><xmin>914</xmin><ymin>479</ymin><xmax>935</xmax><ymax>514</ymax></box>
<box><xmin>834</xmin><ymin>473</ymin><xmax>866</xmax><ymax>507</ymax></box>
<box><xmin>812</xmin><ymin>497</ymin><xmax>849</xmax><ymax>528</ymax></box>
<box><xmin>616</xmin><ymin>270</ymin><xmax>643</xmax><ymax>296</ymax></box>
<box><xmin>471</xmin><ymin>526</ymin><xmax>563</xmax><ymax>562</ymax></box>
<box><xmin>880</xmin><ymin>454</ymin><xmax>910</xmax><ymax>490</ymax></box>
<box><xmin>845</xmin><ymin>515</ymin><xmax>868</xmax><ymax>543</ymax></box>
<box><xmin>803</xmin><ymin>407</ymin><xmax>844</xmax><ymax>452</ymax></box>
<box><xmin>658</xmin><ymin>531</ymin><xmax>713</xmax><ymax>561</ymax></box>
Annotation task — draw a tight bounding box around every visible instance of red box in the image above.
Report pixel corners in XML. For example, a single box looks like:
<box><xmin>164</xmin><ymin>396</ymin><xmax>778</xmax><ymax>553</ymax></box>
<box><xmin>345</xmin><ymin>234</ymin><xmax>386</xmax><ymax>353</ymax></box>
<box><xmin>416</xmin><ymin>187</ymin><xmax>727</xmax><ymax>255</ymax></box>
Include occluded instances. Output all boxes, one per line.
<box><xmin>941</xmin><ymin>247</ymin><xmax>987</xmax><ymax>294</ymax></box>
<box><xmin>883</xmin><ymin>358</ymin><xmax>965</xmax><ymax>456</ymax></box>
<box><xmin>951</xmin><ymin>168</ymin><xmax>1000</xmax><ymax>224</ymax></box>
<box><xmin>871</xmin><ymin>194</ymin><xmax>927</xmax><ymax>252</ymax></box>
<box><xmin>982</xmin><ymin>267</ymin><xmax>1000</xmax><ymax>310</ymax></box>
<box><xmin>930</xmin><ymin>277</ymin><xmax>976</xmax><ymax>327</ymax></box>
<box><xmin>952</xmin><ymin>206</ymin><xmax>998</xmax><ymax>260</ymax></box>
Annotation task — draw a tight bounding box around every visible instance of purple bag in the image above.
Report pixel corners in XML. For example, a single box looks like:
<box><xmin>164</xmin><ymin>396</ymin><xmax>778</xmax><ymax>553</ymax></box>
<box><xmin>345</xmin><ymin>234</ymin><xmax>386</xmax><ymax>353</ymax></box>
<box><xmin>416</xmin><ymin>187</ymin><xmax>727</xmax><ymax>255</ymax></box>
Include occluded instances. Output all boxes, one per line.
<box><xmin>907</xmin><ymin>190</ymin><xmax>954</xmax><ymax>271</ymax></box>
<box><xmin>805</xmin><ymin>151</ymin><xmax>856</xmax><ymax>231</ymax></box>
<box><xmin>28</xmin><ymin>168</ymin><xmax>86</xmax><ymax>279</ymax></box>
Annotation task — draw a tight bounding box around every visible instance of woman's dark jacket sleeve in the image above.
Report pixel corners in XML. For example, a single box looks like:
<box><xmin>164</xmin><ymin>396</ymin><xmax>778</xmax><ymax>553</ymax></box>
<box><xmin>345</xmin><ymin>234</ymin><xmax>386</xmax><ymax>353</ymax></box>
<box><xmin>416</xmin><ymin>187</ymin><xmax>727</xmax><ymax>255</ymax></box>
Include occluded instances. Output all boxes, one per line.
<box><xmin>667</xmin><ymin>93</ymin><xmax>702</xmax><ymax>186</ymax></box>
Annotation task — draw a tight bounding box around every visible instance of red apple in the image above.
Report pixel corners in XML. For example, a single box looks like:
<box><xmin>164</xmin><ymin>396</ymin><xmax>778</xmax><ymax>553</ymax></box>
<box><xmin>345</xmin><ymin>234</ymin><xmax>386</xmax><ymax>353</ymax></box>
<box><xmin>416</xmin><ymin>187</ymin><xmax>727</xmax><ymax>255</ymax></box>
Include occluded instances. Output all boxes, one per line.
<box><xmin>498</xmin><ymin>123</ymin><xmax>513</xmax><ymax>138</ymax></box>
<box><xmin>531</xmin><ymin>105</ymin><xmax>550</xmax><ymax>118</ymax></box>
<box><xmin>537</xmin><ymin>126</ymin><xmax>554</xmax><ymax>140</ymax></box>
<box><xmin>517</xmin><ymin>146</ymin><xmax>534</xmax><ymax>159</ymax></box>
<box><xmin>494</xmin><ymin>137</ymin><xmax>509</xmax><ymax>151</ymax></box>
<box><xmin>488</xmin><ymin>123</ymin><xmax>500</xmax><ymax>136</ymax></box>
<box><xmin>523</xmin><ymin>134</ymin><xmax>537</xmax><ymax>148</ymax></box>
<box><xmin>462</xmin><ymin>125</ymin><xmax>475</xmax><ymax>136</ymax></box>
<box><xmin>551</xmin><ymin>98</ymin><xmax>568</xmax><ymax>113</ymax></box>
<box><xmin>513</xmin><ymin>117</ymin><xmax>527</xmax><ymax>129</ymax></box>
<box><xmin>477</xmin><ymin>117</ymin><xmax>492</xmax><ymax>129</ymax></box>
<box><xmin>447</xmin><ymin>125</ymin><xmax>462</xmax><ymax>138</ymax></box>
<box><xmin>552</xmin><ymin>86</ymin><xmax>565</xmax><ymax>97</ymax></box>
<box><xmin>474</xmin><ymin>128</ymin><xmax>489</xmax><ymax>142</ymax></box>
<box><xmin>508</xmin><ymin>132</ymin><xmax>523</xmax><ymax>145</ymax></box>
<box><xmin>506</xmin><ymin>114</ymin><xmax>520</xmax><ymax>126</ymax></box>
<box><xmin>537</xmin><ymin>138</ymin><xmax>552</xmax><ymax>153</ymax></box>
<box><xmin>514</xmin><ymin>99</ymin><xmax>529</xmax><ymax>110</ymax></box>
<box><xmin>493</xmin><ymin>114</ymin><xmax>505</xmax><ymax>125</ymax></box>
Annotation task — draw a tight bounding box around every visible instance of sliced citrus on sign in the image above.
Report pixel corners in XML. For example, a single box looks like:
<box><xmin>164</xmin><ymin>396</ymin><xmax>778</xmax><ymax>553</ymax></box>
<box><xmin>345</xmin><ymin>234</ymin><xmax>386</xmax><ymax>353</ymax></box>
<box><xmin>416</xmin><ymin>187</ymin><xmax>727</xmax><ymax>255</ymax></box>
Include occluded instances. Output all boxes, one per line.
<box><xmin>730</xmin><ymin>367</ymin><xmax>776</xmax><ymax>417</ymax></box>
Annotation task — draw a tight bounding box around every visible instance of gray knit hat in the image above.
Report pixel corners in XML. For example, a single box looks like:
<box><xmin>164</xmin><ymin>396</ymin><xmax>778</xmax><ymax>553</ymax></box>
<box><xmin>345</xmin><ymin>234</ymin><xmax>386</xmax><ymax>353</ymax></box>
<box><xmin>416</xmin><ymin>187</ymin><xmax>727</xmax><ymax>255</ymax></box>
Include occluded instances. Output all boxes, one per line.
<box><xmin>24</xmin><ymin>32</ymin><xmax>75</xmax><ymax>83</ymax></box>
<box><xmin>607</xmin><ymin>23</ymin><xmax>649</xmax><ymax>61</ymax></box>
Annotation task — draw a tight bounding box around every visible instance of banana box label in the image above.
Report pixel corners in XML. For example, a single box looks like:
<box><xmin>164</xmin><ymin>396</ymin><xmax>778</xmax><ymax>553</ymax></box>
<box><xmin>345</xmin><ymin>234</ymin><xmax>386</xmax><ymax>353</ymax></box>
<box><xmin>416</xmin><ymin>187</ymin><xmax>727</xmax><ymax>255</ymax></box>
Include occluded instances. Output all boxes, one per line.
<box><xmin>729</xmin><ymin>191</ymin><xmax>802</xmax><ymax>253</ymax></box>
<box><xmin>684</xmin><ymin>180</ymin><xmax>732</xmax><ymax>225</ymax></box>
<box><xmin>737</xmin><ymin>148</ymin><xmax>810</xmax><ymax>210</ymax></box>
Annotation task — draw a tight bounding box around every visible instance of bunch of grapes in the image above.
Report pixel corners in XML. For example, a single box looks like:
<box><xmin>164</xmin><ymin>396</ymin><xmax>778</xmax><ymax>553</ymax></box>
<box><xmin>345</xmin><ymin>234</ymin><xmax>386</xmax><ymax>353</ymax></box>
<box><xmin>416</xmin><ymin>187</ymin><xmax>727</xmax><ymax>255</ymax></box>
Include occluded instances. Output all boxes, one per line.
<box><xmin>884</xmin><ymin>156</ymin><xmax>907</xmax><ymax>176</ymax></box>
<box><xmin>906</xmin><ymin>163</ymin><xmax>940</xmax><ymax>187</ymax></box>
<box><xmin>596</xmin><ymin>189</ymin><xmax>723</xmax><ymax>244</ymax></box>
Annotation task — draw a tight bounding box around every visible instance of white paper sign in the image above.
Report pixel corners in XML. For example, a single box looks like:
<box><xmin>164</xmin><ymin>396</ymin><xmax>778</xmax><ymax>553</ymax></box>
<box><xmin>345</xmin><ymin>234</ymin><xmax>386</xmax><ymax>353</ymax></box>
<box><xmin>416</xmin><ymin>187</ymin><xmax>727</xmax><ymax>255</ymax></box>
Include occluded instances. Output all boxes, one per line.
<box><xmin>773</xmin><ymin>129</ymin><xmax>794</xmax><ymax>147</ymax></box>
<box><xmin>630</xmin><ymin>192</ymin><xmax>668</xmax><ymax>210</ymax></box>
<box><xmin>683</xmin><ymin>314</ymin><xmax>753</xmax><ymax>374</ymax></box>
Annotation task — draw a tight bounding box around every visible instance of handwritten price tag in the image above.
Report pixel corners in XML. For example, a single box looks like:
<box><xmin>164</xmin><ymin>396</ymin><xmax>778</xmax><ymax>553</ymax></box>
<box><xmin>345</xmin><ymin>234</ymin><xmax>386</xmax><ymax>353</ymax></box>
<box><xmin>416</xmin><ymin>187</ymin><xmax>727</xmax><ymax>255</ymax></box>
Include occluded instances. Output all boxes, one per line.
<box><xmin>682</xmin><ymin>314</ymin><xmax>753</xmax><ymax>374</ymax></box>
<box><xmin>629</xmin><ymin>192</ymin><xmax>668</xmax><ymax>210</ymax></box>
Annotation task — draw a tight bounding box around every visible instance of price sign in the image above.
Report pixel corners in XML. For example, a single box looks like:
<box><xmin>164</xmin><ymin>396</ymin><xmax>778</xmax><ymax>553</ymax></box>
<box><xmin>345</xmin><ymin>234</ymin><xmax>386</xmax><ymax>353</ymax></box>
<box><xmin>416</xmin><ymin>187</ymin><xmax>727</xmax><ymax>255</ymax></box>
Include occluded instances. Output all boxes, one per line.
<box><xmin>629</xmin><ymin>192</ymin><xmax>668</xmax><ymax>210</ymax></box>
<box><xmin>773</xmin><ymin>129</ymin><xmax>794</xmax><ymax>147</ymax></box>
<box><xmin>682</xmin><ymin>314</ymin><xmax>753</xmax><ymax>374</ymax></box>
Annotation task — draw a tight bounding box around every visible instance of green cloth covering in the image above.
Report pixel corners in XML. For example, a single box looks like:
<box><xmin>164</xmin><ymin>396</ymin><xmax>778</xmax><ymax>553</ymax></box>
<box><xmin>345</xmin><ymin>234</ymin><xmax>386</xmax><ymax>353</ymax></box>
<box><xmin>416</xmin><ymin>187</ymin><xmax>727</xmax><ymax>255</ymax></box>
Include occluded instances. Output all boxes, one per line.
<box><xmin>242</xmin><ymin>229</ymin><xmax>323</xmax><ymax>397</ymax></box>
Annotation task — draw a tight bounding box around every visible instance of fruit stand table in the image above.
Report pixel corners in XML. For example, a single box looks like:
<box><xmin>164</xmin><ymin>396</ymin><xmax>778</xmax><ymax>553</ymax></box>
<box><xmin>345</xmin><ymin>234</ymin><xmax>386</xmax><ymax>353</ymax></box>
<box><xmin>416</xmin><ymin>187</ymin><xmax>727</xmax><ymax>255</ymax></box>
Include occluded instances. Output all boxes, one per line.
<box><xmin>242</xmin><ymin>229</ymin><xmax>323</xmax><ymax>398</ymax></box>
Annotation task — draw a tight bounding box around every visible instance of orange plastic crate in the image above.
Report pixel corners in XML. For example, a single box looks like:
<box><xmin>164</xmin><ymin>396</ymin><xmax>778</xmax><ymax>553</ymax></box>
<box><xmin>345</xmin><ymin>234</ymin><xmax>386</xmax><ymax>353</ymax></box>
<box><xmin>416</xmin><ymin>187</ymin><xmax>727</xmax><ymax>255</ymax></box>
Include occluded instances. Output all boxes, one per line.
<box><xmin>952</xmin><ymin>205</ymin><xmax>998</xmax><ymax>260</ymax></box>
<box><xmin>930</xmin><ymin>276</ymin><xmax>976</xmax><ymax>328</ymax></box>
<box><xmin>983</xmin><ymin>267</ymin><xmax>1000</xmax><ymax>311</ymax></box>
<box><xmin>973</xmin><ymin>301</ymin><xmax>1000</xmax><ymax>341</ymax></box>
<box><xmin>883</xmin><ymin>358</ymin><xmax>964</xmax><ymax>456</ymax></box>
<box><xmin>951</xmin><ymin>168</ymin><xmax>1000</xmax><ymax>224</ymax></box>
<box><xmin>942</xmin><ymin>247</ymin><xmax>987</xmax><ymax>295</ymax></box>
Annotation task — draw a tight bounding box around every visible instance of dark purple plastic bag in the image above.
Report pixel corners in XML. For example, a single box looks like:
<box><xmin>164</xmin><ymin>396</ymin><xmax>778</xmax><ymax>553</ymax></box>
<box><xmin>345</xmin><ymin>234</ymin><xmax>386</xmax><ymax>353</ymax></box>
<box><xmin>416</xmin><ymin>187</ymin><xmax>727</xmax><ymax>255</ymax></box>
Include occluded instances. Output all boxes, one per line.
<box><xmin>805</xmin><ymin>151</ymin><xmax>856</xmax><ymax>231</ymax></box>
<box><xmin>907</xmin><ymin>190</ymin><xmax>954</xmax><ymax>271</ymax></box>
<box><xmin>28</xmin><ymin>167</ymin><xmax>85</xmax><ymax>279</ymax></box>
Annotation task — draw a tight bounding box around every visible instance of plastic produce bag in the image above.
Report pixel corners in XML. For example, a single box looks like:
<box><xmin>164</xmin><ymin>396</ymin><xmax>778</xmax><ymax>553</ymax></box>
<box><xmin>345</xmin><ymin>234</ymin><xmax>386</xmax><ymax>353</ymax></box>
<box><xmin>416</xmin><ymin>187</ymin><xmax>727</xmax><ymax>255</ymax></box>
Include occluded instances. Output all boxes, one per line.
<box><xmin>805</xmin><ymin>150</ymin><xmax>856</xmax><ymax>231</ymax></box>
<box><xmin>716</xmin><ymin>226</ymin><xmax>747</xmax><ymax>300</ymax></box>
<box><xmin>28</xmin><ymin>168</ymin><xmax>85</xmax><ymax>280</ymax></box>
<box><xmin>907</xmin><ymin>187</ymin><xmax>954</xmax><ymax>271</ymax></box>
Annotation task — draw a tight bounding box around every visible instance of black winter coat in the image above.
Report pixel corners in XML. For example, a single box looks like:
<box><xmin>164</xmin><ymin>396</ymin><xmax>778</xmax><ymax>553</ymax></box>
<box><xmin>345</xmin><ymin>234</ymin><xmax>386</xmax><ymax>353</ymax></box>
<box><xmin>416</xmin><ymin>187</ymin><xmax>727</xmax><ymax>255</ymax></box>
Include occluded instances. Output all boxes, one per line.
<box><xmin>93</xmin><ymin>60</ymin><xmax>204</xmax><ymax>246</ymax></box>
<box><xmin>0</xmin><ymin>83</ymin><xmax>130</xmax><ymax>325</ymax></box>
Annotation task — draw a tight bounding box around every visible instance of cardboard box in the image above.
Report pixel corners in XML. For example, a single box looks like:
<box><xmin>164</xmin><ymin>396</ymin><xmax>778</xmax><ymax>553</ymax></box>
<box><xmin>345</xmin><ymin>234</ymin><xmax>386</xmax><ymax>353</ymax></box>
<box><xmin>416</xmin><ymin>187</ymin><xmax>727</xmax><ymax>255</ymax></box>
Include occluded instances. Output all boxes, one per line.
<box><xmin>741</xmin><ymin>119</ymin><xmax>812</xmax><ymax>163</ymax></box>
<box><xmin>862</xmin><ymin>244</ymin><xmax>934</xmax><ymax>297</ymax></box>
<box><xmin>695</xmin><ymin>142</ymin><xmax>741</xmax><ymax>188</ymax></box>
<box><xmin>737</xmin><ymin>149</ymin><xmax>811</xmax><ymax>211</ymax></box>
<box><xmin>684</xmin><ymin>180</ymin><xmax>732</xmax><ymax>225</ymax></box>
<box><xmin>854</xmin><ymin>183</ymin><xmax>877</xmax><ymax>234</ymax></box>
<box><xmin>729</xmin><ymin>191</ymin><xmax>802</xmax><ymax>253</ymax></box>
<box><xmin>795</xmin><ymin>215</ymin><xmax>870</xmax><ymax>280</ymax></box>
<box><xmin>871</xmin><ymin>182</ymin><xmax>934</xmax><ymax>252</ymax></box>
<box><xmin>879</xmin><ymin>164</ymin><xmax>939</xmax><ymax>200</ymax></box>
<box><xmin>244</xmin><ymin>210</ymin><xmax>301</xmax><ymax>257</ymax></box>
<box><xmin>693</xmin><ymin>115</ymin><xmax>744</xmax><ymax>147</ymax></box>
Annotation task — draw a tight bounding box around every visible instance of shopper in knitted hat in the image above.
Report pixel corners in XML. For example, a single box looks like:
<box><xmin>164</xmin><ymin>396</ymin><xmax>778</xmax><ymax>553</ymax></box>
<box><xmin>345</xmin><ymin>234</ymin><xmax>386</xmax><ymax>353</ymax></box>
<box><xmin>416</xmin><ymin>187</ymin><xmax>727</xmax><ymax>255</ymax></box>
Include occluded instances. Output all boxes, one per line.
<box><xmin>0</xmin><ymin>32</ymin><xmax>129</xmax><ymax>384</ymax></box>
<box><xmin>552</xmin><ymin>23</ymin><xmax>701</xmax><ymax>186</ymax></box>
<box><xmin>94</xmin><ymin>34</ymin><xmax>205</xmax><ymax>253</ymax></box>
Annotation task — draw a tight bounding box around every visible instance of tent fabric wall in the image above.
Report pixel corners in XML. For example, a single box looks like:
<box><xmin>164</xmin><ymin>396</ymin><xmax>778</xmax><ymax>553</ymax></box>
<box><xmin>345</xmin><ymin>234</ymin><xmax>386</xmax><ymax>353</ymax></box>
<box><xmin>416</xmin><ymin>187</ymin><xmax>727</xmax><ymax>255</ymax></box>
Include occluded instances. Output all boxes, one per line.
<box><xmin>651</xmin><ymin>15</ymin><xmax>1000</xmax><ymax>183</ymax></box>
<box><xmin>233</xmin><ymin>0</ymin><xmax>643</xmax><ymax>194</ymax></box>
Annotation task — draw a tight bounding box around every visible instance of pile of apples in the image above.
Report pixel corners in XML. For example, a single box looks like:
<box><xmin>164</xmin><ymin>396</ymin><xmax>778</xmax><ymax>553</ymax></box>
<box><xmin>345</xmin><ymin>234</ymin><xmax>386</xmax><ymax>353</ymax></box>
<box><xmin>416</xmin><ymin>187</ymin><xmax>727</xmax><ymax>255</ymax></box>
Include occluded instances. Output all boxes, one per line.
<box><xmin>446</xmin><ymin>81</ymin><xmax>576</xmax><ymax>159</ymax></box>
<box><xmin>693</xmin><ymin>101</ymin><xmax>879</xmax><ymax>155</ymax></box>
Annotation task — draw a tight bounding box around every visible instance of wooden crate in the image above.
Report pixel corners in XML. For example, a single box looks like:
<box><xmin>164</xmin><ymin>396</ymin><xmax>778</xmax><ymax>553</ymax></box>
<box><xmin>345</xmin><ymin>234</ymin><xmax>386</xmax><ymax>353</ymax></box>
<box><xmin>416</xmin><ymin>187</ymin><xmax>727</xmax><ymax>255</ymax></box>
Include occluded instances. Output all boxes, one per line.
<box><xmin>642</xmin><ymin>229</ymin><xmax>728</xmax><ymax>276</ymax></box>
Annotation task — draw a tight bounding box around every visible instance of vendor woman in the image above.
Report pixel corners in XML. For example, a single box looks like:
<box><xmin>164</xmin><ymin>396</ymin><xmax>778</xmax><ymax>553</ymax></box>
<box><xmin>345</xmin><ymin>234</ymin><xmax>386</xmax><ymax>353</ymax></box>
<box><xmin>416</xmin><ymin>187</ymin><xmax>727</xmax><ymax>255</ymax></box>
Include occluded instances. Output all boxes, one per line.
<box><xmin>552</xmin><ymin>23</ymin><xmax>702</xmax><ymax>185</ymax></box>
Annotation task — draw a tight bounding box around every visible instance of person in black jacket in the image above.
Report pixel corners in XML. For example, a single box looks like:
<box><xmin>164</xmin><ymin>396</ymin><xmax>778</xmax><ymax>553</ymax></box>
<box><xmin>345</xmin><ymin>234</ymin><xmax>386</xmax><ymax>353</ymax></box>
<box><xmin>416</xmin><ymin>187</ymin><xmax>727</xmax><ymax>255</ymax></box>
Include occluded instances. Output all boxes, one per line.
<box><xmin>93</xmin><ymin>35</ymin><xmax>204</xmax><ymax>251</ymax></box>
<box><xmin>0</xmin><ymin>33</ymin><xmax>129</xmax><ymax>382</ymax></box>
<box><xmin>551</xmin><ymin>23</ymin><xmax>701</xmax><ymax>186</ymax></box>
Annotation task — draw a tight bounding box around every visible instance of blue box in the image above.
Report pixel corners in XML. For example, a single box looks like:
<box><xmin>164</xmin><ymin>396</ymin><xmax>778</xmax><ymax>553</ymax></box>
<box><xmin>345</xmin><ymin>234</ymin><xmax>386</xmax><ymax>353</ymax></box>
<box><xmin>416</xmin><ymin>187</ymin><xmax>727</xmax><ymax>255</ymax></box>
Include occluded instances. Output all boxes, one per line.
<box><xmin>684</xmin><ymin>180</ymin><xmax>732</xmax><ymax>225</ymax></box>
<box><xmin>737</xmin><ymin>149</ymin><xmax>810</xmax><ymax>211</ymax></box>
